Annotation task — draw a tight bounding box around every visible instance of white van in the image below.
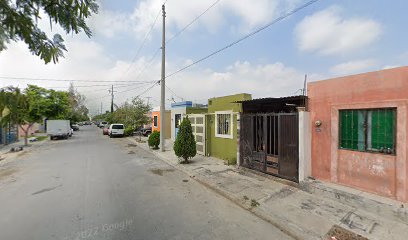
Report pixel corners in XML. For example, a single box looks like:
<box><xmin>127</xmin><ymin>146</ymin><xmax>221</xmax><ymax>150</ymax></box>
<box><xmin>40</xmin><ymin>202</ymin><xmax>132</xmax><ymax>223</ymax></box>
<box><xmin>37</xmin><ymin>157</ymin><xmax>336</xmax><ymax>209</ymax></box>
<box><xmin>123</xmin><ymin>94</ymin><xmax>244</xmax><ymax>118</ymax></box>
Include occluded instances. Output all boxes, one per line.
<box><xmin>47</xmin><ymin>120</ymin><xmax>71</xmax><ymax>140</ymax></box>
<box><xmin>109</xmin><ymin>124</ymin><xmax>125</xmax><ymax>138</ymax></box>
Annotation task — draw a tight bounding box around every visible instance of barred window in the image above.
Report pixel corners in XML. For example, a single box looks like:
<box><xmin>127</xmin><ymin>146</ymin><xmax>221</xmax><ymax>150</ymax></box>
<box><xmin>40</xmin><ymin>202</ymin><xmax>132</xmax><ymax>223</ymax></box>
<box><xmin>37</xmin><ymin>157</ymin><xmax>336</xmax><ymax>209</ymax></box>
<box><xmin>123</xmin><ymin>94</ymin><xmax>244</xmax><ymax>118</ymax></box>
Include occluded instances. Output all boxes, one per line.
<box><xmin>339</xmin><ymin>108</ymin><xmax>396</xmax><ymax>154</ymax></box>
<box><xmin>153</xmin><ymin>116</ymin><xmax>158</xmax><ymax>127</ymax></box>
<box><xmin>215</xmin><ymin>111</ymin><xmax>233</xmax><ymax>138</ymax></box>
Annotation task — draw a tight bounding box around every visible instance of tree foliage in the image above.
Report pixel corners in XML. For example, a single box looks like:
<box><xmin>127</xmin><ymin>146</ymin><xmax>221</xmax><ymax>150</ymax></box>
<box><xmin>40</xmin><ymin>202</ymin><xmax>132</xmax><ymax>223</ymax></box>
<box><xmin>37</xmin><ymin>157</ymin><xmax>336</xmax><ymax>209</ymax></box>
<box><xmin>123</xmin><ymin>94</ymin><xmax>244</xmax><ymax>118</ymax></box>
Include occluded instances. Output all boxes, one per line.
<box><xmin>92</xmin><ymin>97</ymin><xmax>150</xmax><ymax>131</ymax></box>
<box><xmin>0</xmin><ymin>0</ymin><xmax>99</xmax><ymax>63</ymax></box>
<box><xmin>173</xmin><ymin>117</ymin><xmax>196</xmax><ymax>163</ymax></box>
<box><xmin>67</xmin><ymin>83</ymin><xmax>89</xmax><ymax>122</ymax></box>
<box><xmin>148</xmin><ymin>131</ymin><xmax>160</xmax><ymax>149</ymax></box>
<box><xmin>0</xmin><ymin>84</ymin><xmax>88</xmax><ymax>145</ymax></box>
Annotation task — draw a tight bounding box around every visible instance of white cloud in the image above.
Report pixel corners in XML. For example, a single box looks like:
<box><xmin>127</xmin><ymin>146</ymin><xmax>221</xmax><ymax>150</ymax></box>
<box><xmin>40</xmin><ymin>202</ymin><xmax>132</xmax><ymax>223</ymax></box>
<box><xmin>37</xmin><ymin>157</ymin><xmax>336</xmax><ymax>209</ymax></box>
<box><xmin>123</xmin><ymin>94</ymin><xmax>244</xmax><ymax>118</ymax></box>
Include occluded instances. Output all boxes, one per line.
<box><xmin>161</xmin><ymin>60</ymin><xmax>317</xmax><ymax>105</ymax></box>
<box><xmin>330</xmin><ymin>59</ymin><xmax>378</xmax><ymax>76</ymax></box>
<box><xmin>295</xmin><ymin>6</ymin><xmax>382</xmax><ymax>56</ymax></box>
<box><xmin>382</xmin><ymin>65</ymin><xmax>400</xmax><ymax>70</ymax></box>
<box><xmin>0</xmin><ymin>40</ymin><xmax>160</xmax><ymax>114</ymax></box>
<box><xmin>88</xmin><ymin>9</ymin><xmax>131</xmax><ymax>38</ymax></box>
<box><xmin>0</xmin><ymin>37</ymin><xmax>320</xmax><ymax>114</ymax></box>
<box><xmin>89</xmin><ymin>0</ymin><xmax>300</xmax><ymax>39</ymax></box>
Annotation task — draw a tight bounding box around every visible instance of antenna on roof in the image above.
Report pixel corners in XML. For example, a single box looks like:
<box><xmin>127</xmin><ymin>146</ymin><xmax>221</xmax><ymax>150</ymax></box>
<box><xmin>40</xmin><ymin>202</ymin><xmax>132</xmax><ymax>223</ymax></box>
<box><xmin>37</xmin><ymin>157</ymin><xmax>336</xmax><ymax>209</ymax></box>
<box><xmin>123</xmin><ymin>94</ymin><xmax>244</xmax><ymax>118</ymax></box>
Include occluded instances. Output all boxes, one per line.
<box><xmin>302</xmin><ymin>74</ymin><xmax>307</xmax><ymax>96</ymax></box>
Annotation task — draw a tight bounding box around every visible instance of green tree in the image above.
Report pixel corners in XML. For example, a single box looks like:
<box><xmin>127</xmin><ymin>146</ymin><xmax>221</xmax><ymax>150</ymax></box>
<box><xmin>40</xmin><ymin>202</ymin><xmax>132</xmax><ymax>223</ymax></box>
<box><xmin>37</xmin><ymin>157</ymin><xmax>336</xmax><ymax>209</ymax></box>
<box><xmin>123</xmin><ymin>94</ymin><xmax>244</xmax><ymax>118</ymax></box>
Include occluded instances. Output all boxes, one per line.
<box><xmin>112</xmin><ymin>97</ymin><xmax>151</xmax><ymax>131</ymax></box>
<box><xmin>173</xmin><ymin>117</ymin><xmax>196</xmax><ymax>164</ymax></box>
<box><xmin>1</xmin><ymin>85</ymin><xmax>77</xmax><ymax>145</ymax></box>
<box><xmin>67</xmin><ymin>83</ymin><xmax>89</xmax><ymax>123</ymax></box>
<box><xmin>0</xmin><ymin>86</ymin><xmax>36</xmax><ymax>146</ymax></box>
<box><xmin>148</xmin><ymin>131</ymin><xmax>160</xmax><ymax>149</ymax></box>
<box><xmin>0</xmin><ymin>0</ymin><xmax>98</xmax><ymax>63</ymax></box>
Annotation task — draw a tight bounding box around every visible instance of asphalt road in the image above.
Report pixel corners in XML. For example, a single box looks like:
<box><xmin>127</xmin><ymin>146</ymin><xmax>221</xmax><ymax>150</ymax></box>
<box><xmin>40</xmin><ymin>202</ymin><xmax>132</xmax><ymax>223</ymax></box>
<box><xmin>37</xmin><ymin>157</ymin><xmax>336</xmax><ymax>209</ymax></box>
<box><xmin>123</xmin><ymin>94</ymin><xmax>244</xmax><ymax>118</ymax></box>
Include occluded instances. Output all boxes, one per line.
<box><xmin>0</xmin><ymin>126</ymin><xmax>292</xmax><ymax>240</ymax></box>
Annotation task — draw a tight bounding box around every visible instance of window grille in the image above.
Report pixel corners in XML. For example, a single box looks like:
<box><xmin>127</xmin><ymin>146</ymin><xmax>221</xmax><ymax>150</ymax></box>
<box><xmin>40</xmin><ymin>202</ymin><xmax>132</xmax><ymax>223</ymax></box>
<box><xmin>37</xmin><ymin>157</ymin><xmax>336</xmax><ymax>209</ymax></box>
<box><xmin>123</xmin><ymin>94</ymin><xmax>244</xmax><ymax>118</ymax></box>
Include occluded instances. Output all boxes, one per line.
<box><xmin>339</xmin><ymin>108</ymin><xmax>396</xmax><ymax>154</ymax></box>
<box><xmin>215</xmin><ymin>112</ymin><xmax>232</xmax><ymax>138</ymax></box>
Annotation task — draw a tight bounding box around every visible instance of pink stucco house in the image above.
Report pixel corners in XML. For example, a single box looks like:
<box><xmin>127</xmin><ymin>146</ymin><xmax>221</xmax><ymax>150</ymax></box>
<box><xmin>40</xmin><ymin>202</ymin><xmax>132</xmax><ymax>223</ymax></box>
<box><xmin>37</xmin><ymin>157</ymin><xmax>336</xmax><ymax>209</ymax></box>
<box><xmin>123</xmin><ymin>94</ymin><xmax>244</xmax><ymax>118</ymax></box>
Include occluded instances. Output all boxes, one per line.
<box><xmin>308</xmin><ymin>66</ymin><xmax>408</xmax><ymax>202</ymax></box>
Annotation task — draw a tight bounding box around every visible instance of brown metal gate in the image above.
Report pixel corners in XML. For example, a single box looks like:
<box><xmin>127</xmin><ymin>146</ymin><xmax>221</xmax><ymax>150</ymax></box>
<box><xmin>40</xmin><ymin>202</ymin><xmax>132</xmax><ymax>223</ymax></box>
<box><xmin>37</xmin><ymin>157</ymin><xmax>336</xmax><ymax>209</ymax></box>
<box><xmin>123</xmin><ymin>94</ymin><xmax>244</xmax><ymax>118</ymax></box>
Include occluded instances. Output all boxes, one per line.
<box><xmin>240</xmin><ymin>113</ymin><xmax>299</xmax><ymax>182</ymax></box>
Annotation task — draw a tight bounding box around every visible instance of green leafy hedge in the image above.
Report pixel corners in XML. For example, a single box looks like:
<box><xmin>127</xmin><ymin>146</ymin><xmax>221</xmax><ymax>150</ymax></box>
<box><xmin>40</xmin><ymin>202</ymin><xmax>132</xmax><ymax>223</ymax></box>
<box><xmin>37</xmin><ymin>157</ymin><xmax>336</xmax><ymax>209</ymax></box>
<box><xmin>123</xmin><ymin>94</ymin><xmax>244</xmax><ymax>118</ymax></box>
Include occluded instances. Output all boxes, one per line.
<box><xmin>124</xmin><ymin>126</ymin><xmax>134</xmax><ymax>137</ymax></box>
<box><xmin>173</xmin><ymin>117</ymin><xmax>196</xmax><ymax>163</ymax></box>
<box><xmin>148</xmin><ymin>131</ymin><xmax>160</xmax><ymax>149</ymax></box>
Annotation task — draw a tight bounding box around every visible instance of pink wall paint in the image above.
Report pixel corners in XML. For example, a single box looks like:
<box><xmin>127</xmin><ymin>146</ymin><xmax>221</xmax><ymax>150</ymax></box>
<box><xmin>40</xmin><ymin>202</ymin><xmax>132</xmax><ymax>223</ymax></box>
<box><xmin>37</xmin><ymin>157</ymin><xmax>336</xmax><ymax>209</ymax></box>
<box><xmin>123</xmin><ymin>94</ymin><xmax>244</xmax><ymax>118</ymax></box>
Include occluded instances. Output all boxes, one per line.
<box><xmin>308</xmin><ymin>66</ymin><xmax>408</xmax><ymax>202</ymax></box>
<box><xmin>18</xmin><ymin>123</ymin><xmax>41</xmax><ymax>137</ymax></box>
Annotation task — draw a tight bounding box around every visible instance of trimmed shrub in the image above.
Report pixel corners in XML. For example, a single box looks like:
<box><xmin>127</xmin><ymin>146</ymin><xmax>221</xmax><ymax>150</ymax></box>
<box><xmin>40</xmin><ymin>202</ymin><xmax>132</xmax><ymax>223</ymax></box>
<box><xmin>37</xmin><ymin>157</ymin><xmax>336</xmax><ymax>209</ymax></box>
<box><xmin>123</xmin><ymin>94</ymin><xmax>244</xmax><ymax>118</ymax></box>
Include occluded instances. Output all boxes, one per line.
<box><xmin>173</xmin><ymin>117</ymin><xmax>196</xmax><ymax>163</ymax></box>
<box><xmin>148</xmin><ymin>130</ymin><xmax>160</xmax><ymax>149</ymax></box>
<box><xmin>124</xmin><ymin>126</ymin><xmax>134</xmax><ymax>137</ymax></box>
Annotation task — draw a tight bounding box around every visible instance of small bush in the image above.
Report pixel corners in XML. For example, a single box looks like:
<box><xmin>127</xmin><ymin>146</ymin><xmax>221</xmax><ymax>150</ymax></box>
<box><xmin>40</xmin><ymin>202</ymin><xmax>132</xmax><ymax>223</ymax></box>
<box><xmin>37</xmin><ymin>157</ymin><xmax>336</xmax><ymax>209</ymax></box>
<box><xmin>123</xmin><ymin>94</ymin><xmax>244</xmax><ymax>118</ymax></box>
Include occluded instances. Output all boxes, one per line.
<box><xmin>173</xmin><ymin>117</ymin><xmax>196</xmax><ymax>163</ymax></box>
<box><xmin>148</xmin><ymin>131</ymin><xmax>160</xmax><ymax>149</ymax></box>
<box><xmin>124</xmin><ymin>126</ymin><xmax>134</xmax><ymax>137</ymax></box>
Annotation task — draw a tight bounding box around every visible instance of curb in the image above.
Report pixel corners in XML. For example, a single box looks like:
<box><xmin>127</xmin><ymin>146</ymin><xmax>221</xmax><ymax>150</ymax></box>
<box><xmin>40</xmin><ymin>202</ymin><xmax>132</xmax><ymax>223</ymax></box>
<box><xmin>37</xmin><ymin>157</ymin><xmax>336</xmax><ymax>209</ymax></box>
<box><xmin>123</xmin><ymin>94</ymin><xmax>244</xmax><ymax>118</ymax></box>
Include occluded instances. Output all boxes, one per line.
<box><xmin>126</xmin><ymin>137</ymin><xmax>319</xmax><ymax>240</ymax></box>
<box><xmin>0</xmin><ymin>138</ymin><xmax>49</xmax><ymax>163</ymax></box>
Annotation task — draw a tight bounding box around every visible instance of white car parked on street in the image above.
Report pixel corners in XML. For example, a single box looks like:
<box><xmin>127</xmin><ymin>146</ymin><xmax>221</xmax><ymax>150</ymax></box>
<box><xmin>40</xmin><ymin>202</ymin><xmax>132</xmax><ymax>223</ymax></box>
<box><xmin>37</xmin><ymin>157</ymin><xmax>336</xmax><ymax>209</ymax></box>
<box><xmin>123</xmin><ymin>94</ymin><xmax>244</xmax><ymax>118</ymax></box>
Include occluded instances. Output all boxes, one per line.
<box><xmin>108</xmin><ymin>124</ymin><xmax>125</xmax><ymax>138</ymax></box>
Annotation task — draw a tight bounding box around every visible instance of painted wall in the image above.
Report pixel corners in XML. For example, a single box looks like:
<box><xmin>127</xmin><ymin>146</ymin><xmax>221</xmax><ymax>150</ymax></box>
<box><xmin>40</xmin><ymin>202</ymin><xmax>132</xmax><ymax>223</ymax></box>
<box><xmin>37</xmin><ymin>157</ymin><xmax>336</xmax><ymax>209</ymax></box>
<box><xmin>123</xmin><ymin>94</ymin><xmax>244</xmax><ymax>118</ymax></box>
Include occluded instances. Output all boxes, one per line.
<box><xmin>171</xmin><ymin>107</ymin><xmax>187</xmax><ymax>141</ymax></box>
<box><xmin>308</xmin><ymin>66</ymin><xmax>408</xmax><ymax>202</ymax></box>
<box><xmin>298</xmin><ymin>111</ymin><xmax>311</xmax><ymax>182</ymax></box>
<box><xmin>18</xmin><ymin>123</ymin><xmax>42</xmax><ymax>137</ymax></box>
<box><xmin>207</xmin><ymin>93</ymin><xmax>252</xmax><ymax>163</ymax></box>
<box><xmin>186</xmin><ymin>107</ymin><xmax>207</xmax><ymax>115</ymax></box>
<box><xmin>151</xmin><ymin>110</ymin><xmax>171</xmax><ymax>139</ymax></box>
<box><xmin>170</xmin><ymin>101</ymin><xmax>207</xmax><ymax>141</ymax></box>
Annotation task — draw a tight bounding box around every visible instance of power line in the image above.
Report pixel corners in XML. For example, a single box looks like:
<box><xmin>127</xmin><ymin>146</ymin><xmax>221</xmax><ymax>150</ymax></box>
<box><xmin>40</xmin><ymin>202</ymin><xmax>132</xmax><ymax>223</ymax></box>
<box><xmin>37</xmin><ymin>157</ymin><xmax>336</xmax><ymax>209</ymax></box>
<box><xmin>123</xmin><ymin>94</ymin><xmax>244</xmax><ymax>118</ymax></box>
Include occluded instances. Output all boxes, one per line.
<box><xmin>165</xmin><ymin>84</ymin><xmax>184</xmax><ymax>101</ymax></box>
<box><xmin>166</xmin><ymin>0</ymin><xmax>320</xmax><ymax>79</ymax></box>
<box><xmin>118</xmin><ymin>8</ymin><xmax>162</xmax><ymax>81</ymax></box>
<box><xmin>115</xmin><ymin>81</ymin><xmax>159</xmax><ymax>95</ymax></box>
<box><xmin>129</xmin><ymin>47</ymin><xmax>161</xmax><ymax>84</ymax></box>
<box><xmin>79</xmin><ymin>82</ymin><xmax>147</xmax><ymax>94</ymax></box>
<box><xmin>166</xmin><ymin>0</ymin><xmax>221</xmax><ymax>44</ymax></box>
<box><xmin>0</xmin><ymin>76</ymin><xmax>156</xmax><ymax>83</ymax></box>
<box><xmin>84</xmin><ymin>82</ymin><xmax>155</xmax><ymax>102</ymax></box>
<box><xmin>135</xmin><ymin>83</ymin><xmax>159</xmax><ymax>98</ymax></box>
<box><xmin>40</xmin><ymin>83</ymin><xmax>145</xmax><ymax>89</ymax></box>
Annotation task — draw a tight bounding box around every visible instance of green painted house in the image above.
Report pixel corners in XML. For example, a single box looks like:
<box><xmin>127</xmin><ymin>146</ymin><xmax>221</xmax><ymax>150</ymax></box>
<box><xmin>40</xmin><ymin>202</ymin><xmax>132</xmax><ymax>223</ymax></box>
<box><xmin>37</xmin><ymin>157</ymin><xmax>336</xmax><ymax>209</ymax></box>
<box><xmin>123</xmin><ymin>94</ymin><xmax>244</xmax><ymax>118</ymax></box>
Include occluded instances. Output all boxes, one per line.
<box><xmin>206</xmin><ymin>93</ymin><xmax>252</xmax><ymax>164</ymax></box>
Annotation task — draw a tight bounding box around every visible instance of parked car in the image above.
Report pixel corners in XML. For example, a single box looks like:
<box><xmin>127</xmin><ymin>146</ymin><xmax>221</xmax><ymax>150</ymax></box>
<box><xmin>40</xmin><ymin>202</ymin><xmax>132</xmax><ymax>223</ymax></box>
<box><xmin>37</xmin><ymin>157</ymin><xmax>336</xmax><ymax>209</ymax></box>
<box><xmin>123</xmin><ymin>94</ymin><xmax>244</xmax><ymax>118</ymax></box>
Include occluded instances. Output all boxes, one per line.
<box><xmin>103</xmin><ymin>127</ymin><xmax>109</xmax><ymax>135</ymax></box>
<box><xmin>108</xmin><ymin>124</ymin><xmax>125</xmax><ymax>138</ymax></box>
<box><xmin>99</xmin><ymin>121</ymin><xmax>108</xmax><ymax>128</ymax></box>
<box><xmin>141</xmin><ymin>127</ymin><xmax>152</xmax><ymax>136</ymax></box>
<box><xmin>71</xmin><ymin>124</ymin><xmax>79</xmax><ymax>131</ymax></box>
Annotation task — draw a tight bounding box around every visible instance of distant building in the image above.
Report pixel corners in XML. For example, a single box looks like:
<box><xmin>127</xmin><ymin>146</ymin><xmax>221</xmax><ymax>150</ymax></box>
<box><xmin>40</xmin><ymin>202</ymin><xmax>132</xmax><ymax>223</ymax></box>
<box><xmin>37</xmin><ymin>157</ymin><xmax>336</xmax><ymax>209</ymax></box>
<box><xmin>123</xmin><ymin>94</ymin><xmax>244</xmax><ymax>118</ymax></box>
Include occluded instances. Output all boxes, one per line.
<box><xmin>151</xmin><ymin>106</ymin><xmax>171</xmax><ymax>139</ymax></box>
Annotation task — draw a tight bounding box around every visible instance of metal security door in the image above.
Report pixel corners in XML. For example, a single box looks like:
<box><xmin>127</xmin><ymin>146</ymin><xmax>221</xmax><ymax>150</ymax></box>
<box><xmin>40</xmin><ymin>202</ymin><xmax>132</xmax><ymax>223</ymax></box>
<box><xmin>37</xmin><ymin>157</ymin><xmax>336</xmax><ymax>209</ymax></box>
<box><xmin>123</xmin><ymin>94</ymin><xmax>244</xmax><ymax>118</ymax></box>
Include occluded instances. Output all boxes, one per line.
<box><xmin>239</xmin><ymin>113</ymin><xmax>299</xmax><ymax>182</ymax></box>
<box><xmin>278</xmin><ymin>114</ymin><xmax>299</xmax><ymax>181</ymax></box>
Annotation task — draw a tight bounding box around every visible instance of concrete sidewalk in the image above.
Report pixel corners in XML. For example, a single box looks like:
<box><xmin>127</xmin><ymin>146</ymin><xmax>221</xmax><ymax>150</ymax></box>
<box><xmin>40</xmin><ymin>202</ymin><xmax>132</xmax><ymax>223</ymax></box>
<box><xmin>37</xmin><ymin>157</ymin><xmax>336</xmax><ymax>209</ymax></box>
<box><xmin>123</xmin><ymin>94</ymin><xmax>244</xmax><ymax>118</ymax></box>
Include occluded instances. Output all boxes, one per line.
<box><xmin>0</xmin><ymin>135</ymin><xmax>48</xmax><ymax>165</ymax></box>
<box><xmin>127</xmin><ymin>137</ymin><xmax>407</xmax><ymax>240</ymax></box>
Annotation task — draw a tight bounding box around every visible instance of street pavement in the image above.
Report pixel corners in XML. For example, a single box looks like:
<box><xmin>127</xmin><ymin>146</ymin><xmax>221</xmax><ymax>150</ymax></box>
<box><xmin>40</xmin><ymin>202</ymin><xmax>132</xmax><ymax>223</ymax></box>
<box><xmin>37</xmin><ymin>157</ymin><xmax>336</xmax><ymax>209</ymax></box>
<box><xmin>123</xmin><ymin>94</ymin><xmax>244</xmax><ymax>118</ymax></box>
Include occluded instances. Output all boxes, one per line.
<box><xmin>0</xmin><ymin>125</ymin><xmax>292</xmax><ymax>240</ymax></box>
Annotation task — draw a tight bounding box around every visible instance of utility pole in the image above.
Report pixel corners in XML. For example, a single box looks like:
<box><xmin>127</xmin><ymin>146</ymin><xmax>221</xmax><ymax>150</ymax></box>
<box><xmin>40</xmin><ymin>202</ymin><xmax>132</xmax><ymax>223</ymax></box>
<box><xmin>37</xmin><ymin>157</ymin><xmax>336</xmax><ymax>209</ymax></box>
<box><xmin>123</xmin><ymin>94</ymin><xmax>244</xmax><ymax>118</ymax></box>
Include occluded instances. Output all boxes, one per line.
<box><xmin>160</xmin><ymin>4</ymin><xmax>166</xmax><ymax>152</ymax></box>
<box><xmin>100</xmin><ymin>102</ymin><xmax>103</xmax><ymax>114</ymax></box>
<box><xmin>109</xmin><ymin>85</ymin><xmax>114</xmax><ymax>113</ymax></box>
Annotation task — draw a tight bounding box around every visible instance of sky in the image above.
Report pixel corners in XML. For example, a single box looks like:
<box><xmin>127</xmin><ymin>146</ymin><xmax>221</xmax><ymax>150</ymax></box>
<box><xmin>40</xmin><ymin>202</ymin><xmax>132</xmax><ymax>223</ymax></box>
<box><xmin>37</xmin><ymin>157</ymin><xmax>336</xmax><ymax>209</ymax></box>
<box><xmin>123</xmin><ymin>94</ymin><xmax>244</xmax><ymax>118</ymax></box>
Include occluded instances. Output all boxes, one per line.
<box><xmin>1</xmin><ymin>0</ymin><xmax>408</xmax><ymax>116</ymax></box>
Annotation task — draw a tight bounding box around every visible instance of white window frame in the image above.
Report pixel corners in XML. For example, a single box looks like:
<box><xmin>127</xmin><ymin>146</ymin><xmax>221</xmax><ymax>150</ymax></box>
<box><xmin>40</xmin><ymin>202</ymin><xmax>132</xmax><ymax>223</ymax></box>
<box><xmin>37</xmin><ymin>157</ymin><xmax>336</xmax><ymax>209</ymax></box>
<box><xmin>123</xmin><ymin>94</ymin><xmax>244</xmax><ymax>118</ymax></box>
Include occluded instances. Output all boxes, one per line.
<box><xmin>215</xmin><ymin>110</ymin><xmax>233</xmax><ymax>139</ymax></box>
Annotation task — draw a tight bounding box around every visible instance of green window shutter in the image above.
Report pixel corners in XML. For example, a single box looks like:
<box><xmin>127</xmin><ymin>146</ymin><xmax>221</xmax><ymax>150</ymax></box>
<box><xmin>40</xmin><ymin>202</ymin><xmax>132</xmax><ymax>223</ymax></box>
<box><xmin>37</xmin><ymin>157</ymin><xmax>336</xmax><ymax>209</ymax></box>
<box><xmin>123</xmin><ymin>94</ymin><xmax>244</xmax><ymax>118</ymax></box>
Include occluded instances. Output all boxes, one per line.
<box><xmin>370</xmin><ymin>108</ymin><xmax>395</xmax><ymax>152</ymax></box>
<box><xmin>339</xmin><ymin>110</ymin><xmax>349</xmax><ymax>149</ymax></box>
<box><xmin>351</xmin><ymin>110</ymin><xmax>360</xmax><ymax>150</ymax></box>
<box><xmin>339</xmin><ymin>110</ymin><xmax>358</xmax><ymax>150</ymax></box>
